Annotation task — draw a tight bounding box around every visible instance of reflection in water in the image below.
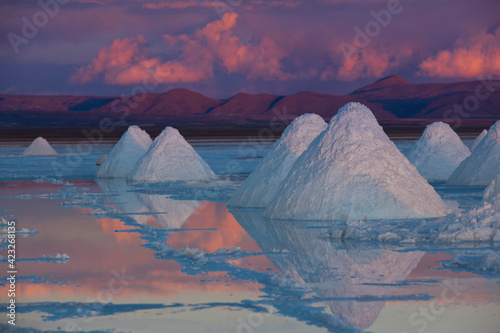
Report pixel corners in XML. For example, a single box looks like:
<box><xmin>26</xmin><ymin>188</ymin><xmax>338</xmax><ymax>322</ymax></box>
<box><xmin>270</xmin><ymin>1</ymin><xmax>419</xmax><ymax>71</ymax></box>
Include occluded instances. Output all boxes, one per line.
<box><xmin>0</xmin><ymin>181</ymin><xmax>265</xmax><ymax>305</ymax></box>
<box><xmin>139</xmin><ymin>194</ymin><xmax>200</xmax><ymax>229</ymax></box>
<box><xmin>1</xmin><ymin>180</ymin><xmax>499</xmax><ymax>333</ymax></box>
<box><xmin>96</xmin><ymin>178</ymin><xmax>201</xmax><ymax>229</ymax></box>
<box><xmin>232</xmin><ymin>209</ymin><xmax>424</xmax><ymax>329</ymax></box>
<box><xmin>95</xmin><ymin>178</ymin><xmax>147</xmax><ymax>216</ymax></box>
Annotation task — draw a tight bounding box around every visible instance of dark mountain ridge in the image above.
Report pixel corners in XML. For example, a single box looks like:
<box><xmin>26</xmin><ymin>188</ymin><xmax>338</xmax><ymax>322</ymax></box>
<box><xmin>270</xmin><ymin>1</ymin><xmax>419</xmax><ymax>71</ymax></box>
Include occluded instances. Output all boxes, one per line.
<box><xmin>1</xmin><ymin>75</ymin><xmax>498</xmax><ymax>139</ymax></box>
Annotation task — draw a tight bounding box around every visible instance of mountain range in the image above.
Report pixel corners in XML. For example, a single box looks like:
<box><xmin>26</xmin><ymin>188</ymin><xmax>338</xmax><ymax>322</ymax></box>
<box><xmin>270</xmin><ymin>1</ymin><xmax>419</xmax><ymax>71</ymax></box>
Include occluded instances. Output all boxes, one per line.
<box><xmin>1</xmin><ymin>75</ymin><xmax>499</xmax><ymax>139</ymax></box>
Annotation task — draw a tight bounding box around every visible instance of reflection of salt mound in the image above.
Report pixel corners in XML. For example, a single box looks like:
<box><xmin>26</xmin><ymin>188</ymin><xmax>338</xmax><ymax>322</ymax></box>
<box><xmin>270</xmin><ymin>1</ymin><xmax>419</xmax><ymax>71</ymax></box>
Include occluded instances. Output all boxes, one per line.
<box><xmin>484</xmin><ymin>176</ymin><xmax>500</xmax><ymax>201</ymax></box>
<box><xmin>448</xmin><ymin>120</ymin><xmax>500</xmax><ymax>186</ymax></box>
<box><xmin>22</xmin><ymin>137</ymin><xmax>57</xmax><ymax>156</ymax></box>
<box><xmin>407</xmin><ymin>122</ymin><xmax>470</xmax><ymax>182</ymax></box>
<box><xmin>97</xmin><ymin>126</ymin><xmax>152</xmax><ymax>178</ymax></box>
<box><xmin>95</xmin><ymin>178</ymin><xmax>150</xmax><ymax>225</ymax></box>
<box><xmin>130</xmin><ymin>127</ymin><xmax>217</xmax><ymax>182</ymax></box>
<box><xmin>139</xmin><ymin>195</ymin><xmax>200</xmax><ymax>229</ymax></box>
<box><xmin>229</xmin><ymin>114</ymin><xmax>327</xmax><ymax>208</ymax></box>
<box><xmin>265</xmin><ymin>102</ymin><xmax>450</xmax><ymax>220</ymax></box>
<box><xmin>96</xmin><ymin>179</ymin><xmax>200</xmax><ymax>228</ymax></box>
<box><xmin>233</xmin><ymin>210</ymin><xmax>424</xmax><ymax>330</ymax></box>
<box><xmin>470</xmin><ymin>129</ymin><xmax>487</xmax><ymax>152</ymax></box>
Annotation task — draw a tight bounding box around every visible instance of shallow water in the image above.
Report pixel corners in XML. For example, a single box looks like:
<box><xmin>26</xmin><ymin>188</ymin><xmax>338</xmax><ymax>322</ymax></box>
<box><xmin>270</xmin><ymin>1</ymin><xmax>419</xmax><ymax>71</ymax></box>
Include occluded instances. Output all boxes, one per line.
<box><xmin>0</xmin><ymin>140</ymin><xmax>499</xmax><ymax>333</ymax></box>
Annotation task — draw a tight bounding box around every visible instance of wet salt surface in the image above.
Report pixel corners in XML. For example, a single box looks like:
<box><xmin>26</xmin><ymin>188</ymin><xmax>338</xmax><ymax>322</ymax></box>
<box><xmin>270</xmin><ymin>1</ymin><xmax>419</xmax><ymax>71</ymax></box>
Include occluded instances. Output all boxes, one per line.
<box><xmin>0</xmin><ymin>139</ymin><xmax>499</xmax><ymax>333</ymax></box>
<box><xmin>0</xmin><ymin>140</ymin><xmax>273</xmax><ymax>180</ymax></box>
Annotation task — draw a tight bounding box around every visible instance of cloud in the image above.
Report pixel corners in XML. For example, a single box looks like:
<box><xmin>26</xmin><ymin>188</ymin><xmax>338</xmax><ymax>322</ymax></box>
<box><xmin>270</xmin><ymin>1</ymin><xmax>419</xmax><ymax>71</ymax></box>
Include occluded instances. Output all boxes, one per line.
<box><xmin>71</xmin><ymin>13</ymin><xmax>289</xmax><ymax>85</ymax></box>
<box><xmin>419</xmin><ymin>28</ymin><xmax>500</xmax><ymax>78</ymax></box>
<box><xmin>331</xmin><ymin>47</ymin><xmax>413</xmax><ymax>82</ymax></box>
<box><xmin>142</xmin><ymin>1</ymin><xmax>214</xmax><ymax>10</ymax></box>
<box><xmin>187</xmin><ymin>12</ymin><xmax>288</xmax><ymax>79</ymax></box>
<box><xmin>240</xmin><ymin>0</ymin><xmax>302</xmax><ymax>10</ymax></box>
<box><xmin>142</xmin><ymin>0</ymin><xmax>303</xmax><ymax>11</ymax></box>
<box><xmin>69</xmin><ymin>36</ymin><xmax>157</xmax><ymax>84</ymax></box>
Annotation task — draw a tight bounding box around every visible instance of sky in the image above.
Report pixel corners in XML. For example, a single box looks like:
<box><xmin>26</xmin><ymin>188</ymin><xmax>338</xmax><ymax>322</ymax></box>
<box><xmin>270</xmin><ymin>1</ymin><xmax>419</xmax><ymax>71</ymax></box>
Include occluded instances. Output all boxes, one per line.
<box><xmin>0</xmin><ymin>0</ymin><xmax>499</xmax><ymax>98</ymax></box>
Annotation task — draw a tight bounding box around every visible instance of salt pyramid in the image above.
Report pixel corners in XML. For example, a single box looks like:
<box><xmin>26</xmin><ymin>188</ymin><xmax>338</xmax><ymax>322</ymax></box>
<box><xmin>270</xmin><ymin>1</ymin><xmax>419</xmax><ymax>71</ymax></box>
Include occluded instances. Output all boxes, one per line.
<box><xmin>484</xmin><ymin>176</ymin><xmax>500</xmax><ymax>202</ymax></box>
<box><xmin>97</xmin><ymin>125</ymin><xmax>152</xmax><ymax>178</ymax></box>
<box><xmin>470</xmin><ymin>129</ymin><xmax>487</xmax><ymax>152</ymax></box>
<box><xmin>228</xmin><ymin>114</ymin><xmax>327</xmax><ymax>208</ymax></box>
<box><xmin>22</xmin><ymin>137</ymin><xmax>57</xmax><ymax>156</ymax></box>
<box><xmin>265</xmin><ymin>102</ymin><xmax>451</xmax><ymax>220</ymax></box>
<box><xmin>129</xmin><ymin>126</ymin><xmax>217</xmax><ymax>182</ymax></box>
<box><xmin>447</xmin><ymin>120</ymin><xmax>500</xmax><ymax>186</ymax></box>
<box><xmin>407</xmin><ymin>122</ymin><xmax>470</xmax><ymax>182</ymax></box>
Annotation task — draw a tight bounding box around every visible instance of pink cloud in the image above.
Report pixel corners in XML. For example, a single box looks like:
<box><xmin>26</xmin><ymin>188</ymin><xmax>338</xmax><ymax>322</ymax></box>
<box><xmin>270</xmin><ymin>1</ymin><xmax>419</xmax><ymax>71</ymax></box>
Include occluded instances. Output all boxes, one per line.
<box><xmin>332</xmin><ymin>47</ymin><xmax>413</xmax><ymax>82</ymax></box>
<box><xmin>240</xmin><ymin>0</ymin><xmax>302</xmax><ymax>10</ymax></box>
<box><xmin>142</xmin><ymin>1</ymin><xmax>214</xmax><ymax>10</ymax></box>
<box><xmin>186</xmin><ymin>13</ymin><xmax>288</xmax><ymax>80</ymax></box>
<box><xmin>70</xmin><ymin>36</ymin><xmax>152</xmax><ymax>84</ymax></box>
<box><xmin>71</xmin><ymin>13</ymin><xmax>289</xmax><ymax>85</ymax></box>
<box><xmin>419</xmin><ymin>28</ymin><xmax>500</xmax><ymax>78</ymax></box>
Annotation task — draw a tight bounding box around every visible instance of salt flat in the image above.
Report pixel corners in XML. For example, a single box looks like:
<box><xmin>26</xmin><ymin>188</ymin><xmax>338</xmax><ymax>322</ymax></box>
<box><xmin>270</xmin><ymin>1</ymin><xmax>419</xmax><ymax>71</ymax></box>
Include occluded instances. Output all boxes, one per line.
<box><xmin>0</xmin><ymin>139</ymin><xmax>499</xmax><ymax>333</ymax></box>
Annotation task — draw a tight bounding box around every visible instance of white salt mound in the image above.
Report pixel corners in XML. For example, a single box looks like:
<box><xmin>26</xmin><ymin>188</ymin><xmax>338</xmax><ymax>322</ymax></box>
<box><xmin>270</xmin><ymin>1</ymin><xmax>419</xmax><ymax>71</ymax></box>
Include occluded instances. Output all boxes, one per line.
<box><xmin>265</xmin><ymin>102</ymin><xmax>451</xmax><ymax>220</ymax></box>
<box><xmin>22</xmin><ymin>137</ymin><xmax>57</xmax><ymax>156</ymax></box>
<box><xmin>484</xmin><ymin>176</ymin><xmax>500</xmax><ymax>201</ymax></box>
<box><xmin>407</xmin><ymin>122</ymin><xmax>470</xmax><ymax>182</ymax></box>
<box><xmin>470</xmin><ymin>129</ymin><xmax>487</xmax><ymax>152</ymax></box>
<box><xmin>97</xmin><ymin>125</ymin><xmax>152</xmax><ymax>178</ymax></box>
<box><xmin>229</xmin><ymin>113</ymin><xmax>327</xmax><ymax>208</ymax></box>
<box><xmin>436</xmin><ymin>199</ymin><xmax>500</xmax><ymax>242</ymax></box>
<box><xmin>447</xmin><ymin>120</ymin><xmax>500</xmax><ymax>186</ymax></box>
<box><xmin>130</xmin><ymin>126</ymin><xmax>217</xmax><ymax>182</ymax></box>
<box><xmin>326</xmin><ymin>197</ymin><xmax>500</xmax><ymax>243</ymax></box>
<box><xmin>447</xmin><ymin>251</ymin><xmax>500</xmax><ymax>273</ymax></box>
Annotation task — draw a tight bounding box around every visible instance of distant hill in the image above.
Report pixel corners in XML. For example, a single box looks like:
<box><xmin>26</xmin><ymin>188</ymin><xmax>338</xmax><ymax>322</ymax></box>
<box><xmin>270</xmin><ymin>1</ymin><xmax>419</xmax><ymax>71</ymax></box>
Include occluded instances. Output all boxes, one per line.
<box><xmin>0</xmin><ymin>94</ymin><xmax>116</xmax><ymax>112</ymax></box>
<box><xmin>1</xmin><ymin>75</ymin><xmax>499</xmax><ymax>138</ymax></box>
<box><xmin>207</xmin><ymin>93</ymin><xmax>279</xmax><ymax>116</ymax></box>
<box><xmin>97</xmin><ymin>88</ymin><xmax>221</xmax><ymax>115</ymax></box>
<box><xmin>267</xmin><ymin>91</ymin><xmax>395</xmax><ymax>119</ymax></box>
<box><xmin>350</xmin><ymin>75</ymin><xmax>500</xmax><ymax>119</ymax></box>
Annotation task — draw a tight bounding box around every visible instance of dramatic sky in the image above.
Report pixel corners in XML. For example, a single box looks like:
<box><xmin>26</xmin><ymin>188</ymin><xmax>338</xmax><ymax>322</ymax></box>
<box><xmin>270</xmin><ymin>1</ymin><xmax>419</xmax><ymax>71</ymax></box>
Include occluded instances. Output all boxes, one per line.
<box><xmin>0</xmin><ymin>0</ymin><xmax>499</xmax><ymax>98</ymax></box>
